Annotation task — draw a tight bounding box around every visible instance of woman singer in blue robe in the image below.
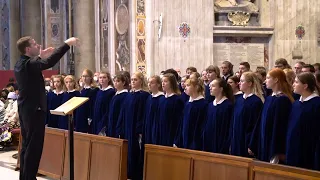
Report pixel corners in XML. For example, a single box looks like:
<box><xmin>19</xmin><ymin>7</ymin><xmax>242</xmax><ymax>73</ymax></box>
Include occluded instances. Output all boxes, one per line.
<box><xmin>249</xmin><ymin>68</ymin><xmax>294</xmax><ymax>163</ymax></box>
<box><xmin>75</xmin><ymin>69</ymin><xmax>99</xmax><ymax>133</ymax></box>
<box><xmin>157</xmin><ymin>73</ymin><xmax>184</xmax><ymax>147</ymax></box>
<box><xmin>204</xmin><ymin>65</ymin><xmax>220</xmax><ymax>103</ymax></box>
<box><xmin>175</xmin><ymin>77</ymin><xmax>207</xmax><ymax>150</ymax></box>
<box><xmin>286</xmin><ymin>72</ymin><xmax>320</xmax><ymax>170</ymax></box>
<box><xmin>92</xmin><ymin>72</ymin><xmax>115</xmax><ymax>135</ymax></box>
<box><xmin>230</xmin><ymin>72</ymin><xmax>264</xmax><ymax>157</ymax></box>
<box><xmin>46</xmin><ymin>75</ymin><xmax>64</xmax><ymax>128</ymax></box>
<box><xmin>106</xmin><ymin>73</ymin><xmax>129</xmax><ymax>137</ymax></box>
<box><xmin>202</xmin><ymin>78</ymin><xmax>234</xmax><ymax>154</ymax></box>
<box><xmin>116</xmin><ymin>72</ymin><xmax>149</xmax><ymax>180</ymax></box>
<box><xmin>59</xmin><ymin>75</ymin><xmax>80</xmax><ymax>130</ymax></box>
<box><xmin>144</xmin><ymin>75</ymin><xmax>164</xmax><ymax>144</ymax></box>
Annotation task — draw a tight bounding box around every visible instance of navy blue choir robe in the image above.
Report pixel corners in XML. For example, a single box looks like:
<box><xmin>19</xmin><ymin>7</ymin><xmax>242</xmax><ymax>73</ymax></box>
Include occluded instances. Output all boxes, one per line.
<box><xmin>157</xmin><ymin>94</ymin><xmax>184</xmax><ymax>147</ymax></box>
<box><xmin>116</xmin><ymin>90</ymin><xmax>149</xmax><ymax>180</ymax></box>
<box><xmin>75</xmin><ymin>87</ymin><xmax>99</xmax><ymax>133</ymax></box>
<box><xmin>58</xmin><ymin>90</ymin><xmax>80</xmax><ymax>130</ymax></box>
<box><xmin>263</xmin><ymin>83</ymin><xmax>272</xmax><ymax>97</ymax></box>
<box><xmin>106</xmin><ymin>90</ymin><xmax>128</xmax><ymax>137</ymax></box>
<box><xmin>234</xmin><ymin>92</ymin><xmax>243</xmax><ymax>102</ymax></box>
<box><xmin>144</xmin><ymin>92</ymin><xmax>164</xmax><ymax>144</ymax></box>
<box><xmin>92</xmin><ymin>87</ymin><xmax>115</xmax><ymax>134</ymax></box>
<box><xmin>293</xmin><ymin>92</ymin><xmax>301</xmax><ymax>100</ymax></box>
<box><xmin>46</xmin><ymin>91</ymin><xmax>64</xmax><ymax>128</ymax></box>
<box><xmin>286</xmin><ymin>95</ymin><xmax>320</xmax><ymax>170</ymax></box>
<box><xmin>249</xmin><ymin>94</ymin><xmax>292</xmax><ymax>162</ymax></box>
<box><xmin>202</xmin><ymin>98</ymin><xmax>233</xmax><ymax>154</ymax></box>
<box><xmin>180</xmin><ymin>91</ymin><xmax>190</xmax><ymax>104</ymax></box>
<box><xmin>177</xmin><ymin>97</ymin><xmax>207</xmax><ymax>150</ymax></box>
<box><xmin>231</xmin><ymin>94</ymin><xmax>263</xmax><ymax>157</ymax></box>
<box><xmin>205</xmin><ymin>84</ymin><xmax>215</xmax><ymax>103</ymax></box>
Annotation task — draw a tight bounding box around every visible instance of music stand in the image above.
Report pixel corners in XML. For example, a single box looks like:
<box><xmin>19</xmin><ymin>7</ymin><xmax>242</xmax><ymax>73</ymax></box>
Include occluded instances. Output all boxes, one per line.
<box><xmin>50</xmin><ymin>97</ymin><xmax>89</xmax><ymax>180</ymax></box>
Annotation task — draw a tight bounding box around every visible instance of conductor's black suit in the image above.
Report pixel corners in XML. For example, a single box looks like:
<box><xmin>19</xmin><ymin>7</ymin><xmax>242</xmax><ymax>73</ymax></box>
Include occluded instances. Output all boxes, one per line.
<box><xmin>14</xmin><ymin>43</ymin><xmax>70</xmax><ymax>180</ymax></box>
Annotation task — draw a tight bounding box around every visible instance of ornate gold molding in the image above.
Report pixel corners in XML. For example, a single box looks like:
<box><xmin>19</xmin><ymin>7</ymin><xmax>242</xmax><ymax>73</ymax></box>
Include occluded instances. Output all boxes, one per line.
<box><xmin>227</xmin><ymin>11</ymin><xmax>251</xmax><ymax>26</ymax></box>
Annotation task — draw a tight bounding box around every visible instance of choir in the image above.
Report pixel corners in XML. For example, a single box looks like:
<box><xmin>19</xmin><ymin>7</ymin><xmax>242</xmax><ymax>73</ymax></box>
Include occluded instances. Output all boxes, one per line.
<box><xmin>44</xmin><ymin>59</ymin><xmax>320</xmax><ymax>180</ymax></box>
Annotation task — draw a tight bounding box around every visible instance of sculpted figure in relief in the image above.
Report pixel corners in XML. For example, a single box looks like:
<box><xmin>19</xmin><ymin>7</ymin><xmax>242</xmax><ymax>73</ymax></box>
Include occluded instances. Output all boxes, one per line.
<box><xmin>214</xmin><ymin>0</ymin><xmax>259</xmax><ymax>13</ymax></box>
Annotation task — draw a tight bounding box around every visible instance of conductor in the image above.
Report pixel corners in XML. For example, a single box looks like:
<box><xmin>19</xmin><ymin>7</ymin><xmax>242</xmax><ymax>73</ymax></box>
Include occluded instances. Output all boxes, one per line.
<box><xmin>14</xmin><ymin>37</ymin><xmax>79</xmax><ymax>180</ymax></box>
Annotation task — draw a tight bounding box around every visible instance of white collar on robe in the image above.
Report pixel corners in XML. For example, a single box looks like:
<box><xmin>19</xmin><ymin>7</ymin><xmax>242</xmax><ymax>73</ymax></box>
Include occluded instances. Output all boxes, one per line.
<box><xmin>83</xmin><ymin>85</ymin><xmax>91</xmax><ymax>89</ymax></box>
<box><xmin>152</xmin><ymin>92</ymin><xmax>164</xmax><ymax>97</ymax></box>
<box><xmin>243</xmin><ymin>93</ymin><xmax>253</xmax><ymax>99</ymax></box>
<box><xmin>101</xmin><ymin>85</ymin><xmax>113</xmax><ymax>91</ymax></box>
<box><xmin>67</xmin><ymin>89</ymin><xmax>76</xmax><ymax>93</ymax></box>
<box><xmin>235</xmin><ymin>91</ymin><xmax>243</xmax><ymax>95</ymax></box>
<box><xmin>165</xmin><ymin>93</ymin><xmax>175</xmax><ymax>98</ymax></box>
<box><xmin>131</xmin><ymin>89</ymin><xmax>142</xmax><ymax>93</ymax></box>
<box><xmin>116</xmin><ymin>89</ymin><xmax>128</xmax><ymax>95</ymax></box>
<box><xmin>213</xmin><ymin>96</ymin><xmax>227</xmax><ymax>106</ymax></box>
<box><xmin>272</xmin><ymin>91</ymin><xmax>282</xmax><ymax>96</ymax></box>
<box><xmin>189</xmin><ymin>95</ymin><xmax>204</xmax><ymax>102</ymax></box>
<box><xmin>53</xmin><ymin>90</ymin><xmax>64</xmax><ymax>95</ymax></box>
<box><xmin>299</xmin><ymin>93</ymin><xmax>318</xmax><ymax>102</ymax></box>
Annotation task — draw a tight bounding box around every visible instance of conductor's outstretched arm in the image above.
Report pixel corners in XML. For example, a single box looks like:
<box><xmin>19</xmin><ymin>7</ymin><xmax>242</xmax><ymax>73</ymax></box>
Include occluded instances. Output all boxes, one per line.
<box><xmin>28</xmin><ymin>37</ymin><xmax>79</xmax><ymax>71</ymax></box>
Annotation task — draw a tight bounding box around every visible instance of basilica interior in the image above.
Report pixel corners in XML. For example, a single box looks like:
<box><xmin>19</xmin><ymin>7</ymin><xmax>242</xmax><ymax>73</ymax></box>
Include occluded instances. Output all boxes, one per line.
<box><xmin>0</xmin><ymin>1</ymin><xmax>320</xmax><ymax>179</ymax></box>
<box><xmin>0</xmin><ymin>0</ymin><xmax>319</xmax><ymax>78</ymax></box>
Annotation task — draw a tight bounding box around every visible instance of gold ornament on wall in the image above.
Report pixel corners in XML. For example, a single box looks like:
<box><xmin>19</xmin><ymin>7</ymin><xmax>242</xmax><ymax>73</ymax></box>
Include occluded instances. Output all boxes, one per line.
<box><xmin>227</xmin><ymin>11</ymin><xmax>251</xmax><ymax>26</ymax></box>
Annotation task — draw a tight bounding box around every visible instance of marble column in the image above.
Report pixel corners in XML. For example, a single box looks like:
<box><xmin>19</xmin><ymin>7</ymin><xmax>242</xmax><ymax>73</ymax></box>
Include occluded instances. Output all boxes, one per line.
<box><xmin>20</xmin><ymin>0</ymin><xmax>41</xmax><ymax>43</ymax></box>
<box><xmin>9</xmin><ymin>0</ymin><xmax>20</xmax><ymax>69</ymax></box>
<box><xmin>73</xmin><ymin>0</ymin><xmax>96</xmax><ymax>78</ymax></box>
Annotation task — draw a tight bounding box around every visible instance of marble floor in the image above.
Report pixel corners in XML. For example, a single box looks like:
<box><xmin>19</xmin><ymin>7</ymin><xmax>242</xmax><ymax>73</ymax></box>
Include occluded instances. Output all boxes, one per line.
<box><xmin>0</xmin><ymin>150</ymin><xmax>53</xmax><ymax>180</ymax></box>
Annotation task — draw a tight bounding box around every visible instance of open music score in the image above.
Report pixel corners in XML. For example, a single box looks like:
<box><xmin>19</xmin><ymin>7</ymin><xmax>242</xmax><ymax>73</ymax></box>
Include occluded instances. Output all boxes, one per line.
<box><xmin>50</xmin><ymin>97</ymin><xmax>89</xmax><ymax>116</ymax></box>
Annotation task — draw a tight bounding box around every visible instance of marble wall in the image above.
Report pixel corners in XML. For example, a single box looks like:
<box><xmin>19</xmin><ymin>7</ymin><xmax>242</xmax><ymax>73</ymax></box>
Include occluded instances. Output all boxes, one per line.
<box><xmin>146</xmin><ymin>0</ymin><xmax>214</xmax><ymax>75</ymax></box>
<box><xmin>272</xmin><ymin>0</ymin><xmax>320</xmax><ymax>66</ymax></box>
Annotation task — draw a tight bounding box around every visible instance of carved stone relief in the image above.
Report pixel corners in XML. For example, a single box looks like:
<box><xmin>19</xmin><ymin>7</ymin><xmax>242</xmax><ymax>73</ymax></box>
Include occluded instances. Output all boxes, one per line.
<box><xmin>100</xmin><ymin>0</ymin><xmax>109</xmax><ymax>70</ymax></box>
<box><xmin>115</xmin><ymin>0</ymin><xmax>130</xmax><ymax>72</ymax></box>
<box><xmin>1</xmin><ymin>0</ymin><xmax>9</xmax><ymax>70</ymax></box>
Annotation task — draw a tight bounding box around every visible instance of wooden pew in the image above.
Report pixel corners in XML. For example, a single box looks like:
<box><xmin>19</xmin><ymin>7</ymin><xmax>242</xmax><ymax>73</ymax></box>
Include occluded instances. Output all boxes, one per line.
<box><xmin>16</xmin><ymin>128</ymin><xmax>128</xmax><ymax>180</ymax></box>
<box><xmin>144</xmin><ymin>144</ymin><xmax>254</xmax><ymax>180</ymax></box>
<box><xmin>38</xmin><ymin>128</ymin><xmax>66</xmax><ymax>179</ymax></box>
<box><xmin>252</xmin><ymin>161</ymin><xmax>320</xmax><ymax>180</ymax></box>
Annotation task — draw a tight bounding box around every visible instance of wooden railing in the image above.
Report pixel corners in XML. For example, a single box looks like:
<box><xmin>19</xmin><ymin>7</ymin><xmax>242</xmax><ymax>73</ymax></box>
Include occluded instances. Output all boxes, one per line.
<box><xmin>144</xmin><ymin>144</ymin><xmax>320</xmax><ymax>180</ymax></box>
<box><xmin>16</xmin><ymin>128</ymin><xmax>128</xmax><ymax>180</ymax></box>
<box><xmin>17</xmin><ymin>131</ymin><xmax>320</xmax><ymax>180</ymax></box>
<box><xmin>144</xmin><ymin>144</ymin><xmax>253</xmax><ymax>180</ymax></box>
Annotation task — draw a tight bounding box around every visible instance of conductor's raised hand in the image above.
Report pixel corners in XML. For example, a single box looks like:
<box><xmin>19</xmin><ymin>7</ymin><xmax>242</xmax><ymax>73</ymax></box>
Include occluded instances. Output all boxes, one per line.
<box><xmin>64</xmin><ymin>37</ymin><xmax>80</xmax><ymax>46</ymax></box>
<box><xmin>39</xmin><ymin>46</ymin><xmax>55</xmax><ymax>59</ymax></box>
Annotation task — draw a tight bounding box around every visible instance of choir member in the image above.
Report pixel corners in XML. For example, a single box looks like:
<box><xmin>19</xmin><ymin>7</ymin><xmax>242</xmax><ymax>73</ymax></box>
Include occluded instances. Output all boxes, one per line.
<box><xmin>286</xmin><ymin>72</ymin><xmax>320</xmax><ymax>170</ymax></box>
<box><xmin>283</xmin><ymin>68</ymin><xmax>300</xmax><ymax>100</ymax></box>
<box><xmin>201</xmin><ymin>70</ymin><xmax>209</xmax><ymax>86</ymax></box>
<box><xmin>249</xmin><ymin>68</ymin><xmax>294</xmax><ymax>163</ymax></box>
<box><xmin>230</xmin><ymin>72</ymin><xmax>264</xmax><ymax>157</ymax></box>
<box><xmin>205</xmin><ymin>65</ymin><xmax>220</xmax><ymax>103</ymax></box>
<box><xmin>179</xmin><ymin>75</ymin><xmax>190</xmax><ymax>103</ymax></box>
<box><xmin>221</xmin><ymin>61</ymin><xmax>234</xmax><ymax>81</ymax></box>
<box><xmin>186</xmin><ymin>66</ymin><xmax>197</xmax><ymax>75</ymax></box>
<box><xmin>116</xmin><ymin>72</ymin><xmax>149</xmax><ymax>180</ymax></box>
<box><xmin>316</xmin><ymin>72</ymin><xmax>320</xmax><ymax>87</ymax></box>
<box><xmin>46</xmin><ymin>75</ymin><xmax>64</xmax><ymax>128</ymax></box>
<box><xmin>227</xmin><ymin>75</ymin><xmax>243</xmax><ymax>100</ymax></box>
<box><xmin>75</xmin><ymin>69</ymin><xmax>99</xmax><ymax>133</ymax></box>
<box><xmin>106</xmin><ymin>73</ymin><xmax>129</xmax><ymax>137</ymax></box>
<box><xmin>158</xmin><ymin>73</ymin><xmax>184</xmax><ymax>147</ymax></box>
<box><xmin>144</xmin><ymin>75</ymin><xmax>164</xmax><ymax>144</ymax></box>
<box><xmin>92</xmin><ymin>72</ymin><xmax>115</xmax><ymax>135</ymax></box>
<box><xmin>58</xmin><ymin>75</ymin><xmax>80</xmax><ymax>130</ymax></box>
<box><xmin>176</xmin><ymin>76</ymin><xmax>207</xmax><ymax>150</ymax></box>
<box><xmin>202</xmin><ymin>78</ymin><xmax>234</xmax><ymax>154</ymax></box>
<box><xmin>255</xmin><ymin>67</ymin><xmax>272</xmax><ymax>97</ymax></box>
